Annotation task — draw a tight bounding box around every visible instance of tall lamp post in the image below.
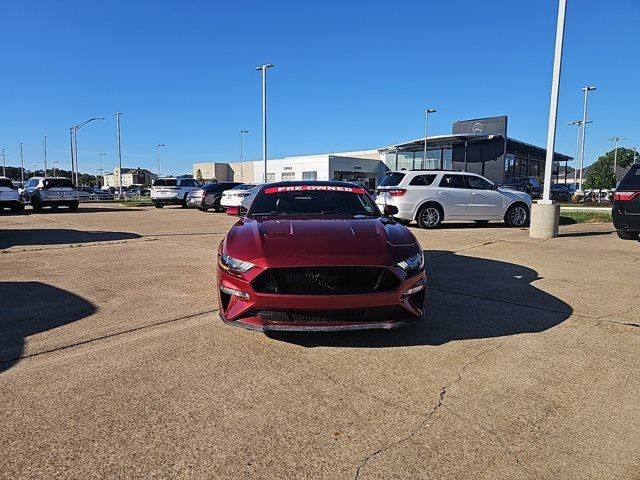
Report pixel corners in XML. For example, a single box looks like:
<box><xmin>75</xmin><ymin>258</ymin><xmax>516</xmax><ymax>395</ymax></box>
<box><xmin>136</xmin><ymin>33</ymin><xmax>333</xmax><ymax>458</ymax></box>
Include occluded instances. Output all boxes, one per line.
<box><xmin>606</xmin><ymin>136</ymin><xmax>629</xmax><ymax>183</ymax></box>
<box><xmin>115</xmin><ymin>113</ymin><xmax>123</xmax><ymax>196</ymax></box>
<box><xmin>71</xmin><ymin>117</ymin><xmax>105</xmax><ymax>185</ymax></box>
<box><xmin>566</xmin><ymin>120</ymin><xmax>592</xmax><ymax>186</ymax></box>
<box><xmin>53</xmin><ymin>161</ymin><xmax>59</xmax><ymax>177</ymax></box>
<box><xmin>577</xmin><ymin>86</ymin><xmax>596</xmax><ymax>193</ymax></box>
<box><xmin>255</xmin><ymin>64</ymin><xmax>274</xmax><ymax>183</ymax></box>
<box><xmin>19</xmin><ymin>143</ymin><xmax>24</xmax><ymax>184</ymax></box>
<box><xmin>423</xmin><ymin>109</ymin><xmax>436</xmax><ymax>168</ymax></box>
<box><xmin>240</xmin><ymin>130</ymin><xmax>250</xmax><ymax>182</ymax></box>
<box><xmin>156</xmin><ymin>144</ymin><xmax>166</xmax><ymax>178</ymax></box>
<box><xmin>1</xmin><ymin>148</ymin><xmax>6</xmax><ymax>177</ymax></box>
<box><xmin>43</xmin><ymin>136</ymin><xmax>48</xmax><ymax>177</ymax></box>
<box><xmin>99</xmin><ymin>153</ymin><xmax>107</xmax><ymax>187</ymax></box>
<box><xmin>530</xmin><ymin>0</ymin><xmax>567</xmax><ymax>239</ymax></box>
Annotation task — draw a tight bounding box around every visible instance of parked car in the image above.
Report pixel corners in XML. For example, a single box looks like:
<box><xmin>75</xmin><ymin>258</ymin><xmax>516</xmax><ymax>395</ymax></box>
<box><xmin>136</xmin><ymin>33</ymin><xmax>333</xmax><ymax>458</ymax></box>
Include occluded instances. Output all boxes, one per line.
<box><xmin>220</xmin><ymin>183</ymin><xmax>260</xmax><ymax>210</ymax></box>
<box><xmin>612</xmin><ymin>164</ymin><xmax>640</xmax><ymax>240</ymax></box>
<box><xmin>550</xmin><ymin>183</ymin><xmax>575</xmax><ymax>202</ymax></box>
<box><xmin>499</xmin><ymin>176</ymin><xmax>542</xmax><ymax>199</ymax></box>
<box><xmin>20</xmin><ymin>177</ymin><xmax>79</xmax><ymax>211</ymax></box>
<box><xmin>151</xmin><ymin>177</ymin><xmax>202</xmax><ymax>208</ymax></box>
<box><xmin>0</xmin><ymin>177</ymin><xmax>24</xmax><ymax>213</ymax></box>
<box><xmin>76</xmin><ymin>186</ymin><xmax>113</xmax><ymax>201</ymax></box>
<box><xmin>375</xmin><ymin>170</ymin><xmax>532</xmax><ymax>229</ymax></box>
<box><xmin>218</xmin><ymin>181</ymin><xmax>426</xmax><ymax>331</ymax></box>
<box><xmin>124</xmin><ymin>187</ymin><xmax>150</xmax><ymax>197</ymax></box>
<box><xmin>187</xmin><ymin>182</ymin><xmax>242</xmax><ymax>212</ymax></box>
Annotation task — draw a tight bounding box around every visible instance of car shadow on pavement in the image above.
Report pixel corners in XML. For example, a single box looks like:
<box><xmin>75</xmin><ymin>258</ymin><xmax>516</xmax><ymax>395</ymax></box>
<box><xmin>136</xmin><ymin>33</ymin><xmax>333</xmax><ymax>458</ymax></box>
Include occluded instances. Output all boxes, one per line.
<box><xmin>32</xmin><ymin>207</ymin><xmax>145</xmax><ymax>213</ymax></box>
<box><xmin>0</xmin><ymin>229</ymin><xmax>141</xmax><ymax>249</ymax></box>
<box><xmin>268</xmin><ymin>250</ymin><xmax>573</xmax><ymax>348</ymax></box>
<box><xmin>0</xmin><ymin>282</ymin><xmax>96</xmax><ymax>373</ymax></box>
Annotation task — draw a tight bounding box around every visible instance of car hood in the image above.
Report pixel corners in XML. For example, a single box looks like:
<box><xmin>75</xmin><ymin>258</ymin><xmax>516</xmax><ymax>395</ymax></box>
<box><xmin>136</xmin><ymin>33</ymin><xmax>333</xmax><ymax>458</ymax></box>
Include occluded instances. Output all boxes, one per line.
<box><xmin>497</xmin><ymin>188</ymin><xmax>532</xmax><ymax>204</ymax></box>
<box><xmin>223</xmin><ymin>216</ymin><xmax>420</xmax><ymax>268</ymax></box>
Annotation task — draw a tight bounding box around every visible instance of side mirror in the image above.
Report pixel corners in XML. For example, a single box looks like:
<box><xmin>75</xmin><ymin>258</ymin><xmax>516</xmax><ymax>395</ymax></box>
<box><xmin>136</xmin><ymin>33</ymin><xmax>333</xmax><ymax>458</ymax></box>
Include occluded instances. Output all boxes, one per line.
<box><xmin>384</xmin><ymin>204</ymin><xmax>399</xmax><ymax>216</ymax></box>
<box><xmin>226</xmin><ymin>206</ymin><xmax>240</xmax><ymax>216</ymax></box>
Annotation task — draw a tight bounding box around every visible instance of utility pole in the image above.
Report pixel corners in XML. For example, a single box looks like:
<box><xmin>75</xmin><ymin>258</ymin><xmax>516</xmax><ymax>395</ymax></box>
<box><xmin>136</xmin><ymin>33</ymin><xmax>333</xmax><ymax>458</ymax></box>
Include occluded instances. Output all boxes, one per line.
<box><xmin>43</xmin><ymin>135</ymin><xmax>48</xmax><ymax>177</ymax></box>
<box><xmin>255</xmin><ymin>64</ymin><xmax>274</xmax><ymax>182</ymax></box>
<box><xmin>19</xmin><ymin>143</ymin><xmax>24</xmax><ymax>184</ymax></box>
<box><xmin>115</xmin><ymin>112</ymin><xmax>123</xmax><ymax>196</ymax></box>
<box><xmin>156</xmin><ymin>144</ymin><xmax>165</xmax><ymax>178</ymax></box>
<box><xmin>577</xmin><ymin>85</ymin><xmax>596</xmax><ymax>193</ymax></box>
<box><xmin>567</xmin><ymin>120</ymin><xmax>592</xmax><ymax>187</ymax></box>
<box><xmin>1</xmin><ymin>148</ymin><xmax>6</xmax><ymax>177</ymax></box>
<box><xmin>606</xmin><ymin>136</ymin><xmax>629</xmax><ymax>183</ymax></box>
<box><xmin>240</xmin><ymin>130</ymin><xmax>250</xmax><ymax>182</ymax></box>
<box><xmin>53</xmin><ymin>161</ymin><xmax>58</xmax><ymax>177</ymax></box>
<box><xmin>99</xmin><ymin>153</ymin><xmax>107</xmax><ymax>187</ymax></box>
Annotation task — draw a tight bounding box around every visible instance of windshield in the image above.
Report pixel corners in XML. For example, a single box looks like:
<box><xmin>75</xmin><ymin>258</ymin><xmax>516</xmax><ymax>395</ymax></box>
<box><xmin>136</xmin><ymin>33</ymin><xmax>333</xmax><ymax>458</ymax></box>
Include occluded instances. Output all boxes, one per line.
<box><xmin>249</xmin><ymin>185</ymin><xmax>379</xmax><ymax>217</ymax></box>
<box><xmin>378</xmin><ymin>172</ymin><xmax>405</xmax><ymax>187</ymax></box>
<box><xmin>153</xmin><ymin>179</ymin><xmax>177</xmax><ymax>187</ymax></box>
<box><xmin>0</xmin><ymin>178</ymin><xmax>14</xmax><ymax>189</ymax></box>
<box><xmin>43</xmin><ymin>178</ymin><xmax>74</xmax><ymax>189</ymax></box>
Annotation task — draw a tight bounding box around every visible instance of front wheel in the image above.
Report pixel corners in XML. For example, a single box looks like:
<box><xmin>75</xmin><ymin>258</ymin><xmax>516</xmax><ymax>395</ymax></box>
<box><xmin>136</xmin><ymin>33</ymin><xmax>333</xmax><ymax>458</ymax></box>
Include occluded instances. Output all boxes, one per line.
<box><xmin>68</xmin><ymin>202</ymin><xmax>79</xmax><ymax>211</ymax></box>
<box><xmin>417</xmin><ymin>204</ymin><xmax>443</xmax><ymax>229</ymax></box>
<box><xmin>504</xmin><ymin>203</ymin><xmax>529</xmax><ymax>228</ymax></box>
<box><xmin>617</xmin><ymin>229</ymin><xmax>639</xmax><ymax>240</ymax></box>
<box><xmin>153</xmin><ymin>202</ymin><xmax>164</xmax><ymax>209</ymax></box>
<box><xmin>32</xmin><ymin>198</ymin><xmax>43</xmax><ymax>212</ymax></box>
<box><xmin>10</xmin><ymin>203</ymin><xmax>24</xmax><ymax>213</ymax></box>
<box><xmin>213</xmin><ymin>198</ymin><xmax>224</xmax><ymax>213</ymax></box>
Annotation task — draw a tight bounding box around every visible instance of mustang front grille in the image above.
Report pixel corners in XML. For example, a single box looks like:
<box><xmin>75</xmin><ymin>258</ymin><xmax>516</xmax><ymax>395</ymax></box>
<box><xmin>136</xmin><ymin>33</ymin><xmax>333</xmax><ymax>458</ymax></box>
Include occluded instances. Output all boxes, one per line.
<box><xmin>251</xmin><ymin>266</ymin><xmax>400</xmax><ymax>295</ymax></box>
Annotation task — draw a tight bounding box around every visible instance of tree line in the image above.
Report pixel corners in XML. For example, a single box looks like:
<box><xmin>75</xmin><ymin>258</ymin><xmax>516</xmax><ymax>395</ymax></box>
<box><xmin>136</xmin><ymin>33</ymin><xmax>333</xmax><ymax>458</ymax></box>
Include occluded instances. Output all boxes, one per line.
<box><xmin>2</xmin><ymin>166</ymin><xmax>99</xmax><ymax>185</ymax></box>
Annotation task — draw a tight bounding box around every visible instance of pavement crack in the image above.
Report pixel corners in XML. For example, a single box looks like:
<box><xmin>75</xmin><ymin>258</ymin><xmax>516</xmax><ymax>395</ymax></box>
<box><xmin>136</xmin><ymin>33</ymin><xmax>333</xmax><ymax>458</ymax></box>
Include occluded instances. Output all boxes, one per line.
<box><xmin>353</xmin><ymin>339</ymin><xmax>507</xmax><ymax>480</ymax></box>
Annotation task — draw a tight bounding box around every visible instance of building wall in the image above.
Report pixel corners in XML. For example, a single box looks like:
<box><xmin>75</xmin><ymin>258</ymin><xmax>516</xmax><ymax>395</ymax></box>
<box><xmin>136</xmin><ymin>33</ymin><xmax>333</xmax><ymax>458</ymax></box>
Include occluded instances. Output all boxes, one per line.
<box><xmin>103</xmin><ymin>169</ymin><xmax>156</xmax><ymax>187</ymax></box>
<box><xmin>229</xmin><ymin>162</ymin><xmax>254</xmax><ymax>183</ymax></box>
<box><xmin>193</xmin><ymin>163</ymin><xmax>216</xmax><ymax>181</ymax></box>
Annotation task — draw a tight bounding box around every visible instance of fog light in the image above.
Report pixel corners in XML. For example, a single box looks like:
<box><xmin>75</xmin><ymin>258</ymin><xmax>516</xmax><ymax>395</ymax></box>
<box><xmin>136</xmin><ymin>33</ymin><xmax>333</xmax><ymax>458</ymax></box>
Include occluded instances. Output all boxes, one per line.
<box><xmin>220</xmin><ymin>285</ymin><xmax>250</xmax><ymax>299</ymax></box>
<box><xmin>402</xmin><ymin>282</ymin><xmax>425</xmax><ymax>297</ymax></box>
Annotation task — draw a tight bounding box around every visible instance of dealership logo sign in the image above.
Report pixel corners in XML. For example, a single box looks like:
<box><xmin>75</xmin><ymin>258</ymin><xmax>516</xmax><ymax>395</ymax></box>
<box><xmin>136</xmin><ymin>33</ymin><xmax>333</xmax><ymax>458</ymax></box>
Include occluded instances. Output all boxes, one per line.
<box><xmin>472</xmin><ymin>122</ymin><xmax>484</xmax><ymax>134</ymax></box>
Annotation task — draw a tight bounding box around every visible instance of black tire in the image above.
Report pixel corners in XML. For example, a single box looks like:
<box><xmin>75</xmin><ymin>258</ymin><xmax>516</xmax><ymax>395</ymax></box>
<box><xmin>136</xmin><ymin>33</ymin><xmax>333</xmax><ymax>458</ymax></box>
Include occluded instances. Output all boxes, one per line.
<box><xmin>198</xmin><ymin>206</ymin><xmax>209</xmax><ymax>212</ymax></box>
<box><xmin>68</xmin><ymin>202</ymin><xmax>79</xmax><ymax>211</ymax></box>
<box><xmin>154</xmin><ymin>202</ymin><xmax>164</xmax><ymax>208</ymax></box>
<box><xmin>617</xmin><ymin>229</ymin><xmax>639</xmax><ymax>240</ymax></box>
<box><xmin>213</xmin><ymin>197</ymin><xmax>224</xmax><ymax>213</ymax></box>
<box><xmin>416</xmin><ymin>203</ymin><xmax>443</xmax><ymax>229</ymax></box>
<box><xmin>474</xmin><ymin>220</ymin><xmax>490</xmax><ymax>225</ymax></box>
<box><xmin>10</xmin><ymin>204</ymin><xmax>23</xmax><ymax>213</ymax></box>
<box><xmin>32</xmin><ymin>197</ymin><xmax>43</xmax><ymax>212</ymax></box>
<box><xmin>504</xmin><ymin>203</ymin><xmax>529</xmax><ymax>228</ymax></box>
<box><xmin>394</xmin><ymin>217</ymin><xmax>412</xmax><ymax>226</ymax></box>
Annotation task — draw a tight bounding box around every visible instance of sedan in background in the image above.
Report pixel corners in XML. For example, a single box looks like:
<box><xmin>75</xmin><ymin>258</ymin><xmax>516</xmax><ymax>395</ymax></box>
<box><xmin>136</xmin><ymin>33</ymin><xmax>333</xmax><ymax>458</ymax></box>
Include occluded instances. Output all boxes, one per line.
<box><xmin>186</xmin><ymin>182</ymin><xmax>241</xmax><ymax>211</ymax></box>
<box><xmin>550</xmin><ymin>183</ymin><xmax>575</xmax><ymax>202</ymax></box>
<box><xmin>499</xmin><ymin>176</ymin><xmax>542</xmax><ymax>199</ymax></box>
<box><xmin>220</xmin><ymin>183</ymin><xmax>259</xmax><ymax>210</ymax></box>
<box><xmin>217</xmin><ymin>181</ymin><xmax>426</xmax><ymax>331</ymax></box>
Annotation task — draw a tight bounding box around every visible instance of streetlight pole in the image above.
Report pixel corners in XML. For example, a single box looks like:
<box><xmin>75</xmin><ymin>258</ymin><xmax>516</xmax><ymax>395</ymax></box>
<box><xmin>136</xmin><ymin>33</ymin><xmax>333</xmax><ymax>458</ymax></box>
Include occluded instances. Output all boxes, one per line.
<box><xmin>424</xmin><ymin>109</ymin><xmax>436</xmax><ymax>168</ymax></box>
<box><xmin>530</xmin><ymin>0</ymin><xmax>567</xmax><ymax>239</ymax></box>
<box><xmin>70</xmin><ymin>127</ymin><xmax>75</xmax><ymax>181</ymax></box>
<box><xmin>115</xmin><ymin>113</ymin><xmax>123</xmax><ymax>196</ymax></box>
<box><xmin>19</xmin><ymin>143</ymin><xmax>24</xmax><ymax>184</ymax></box>
<box><xmin>577</xmin><ymin>86</ymin><xmax>596</xmax><ymax>193</ymax></box>
<box><xmin>1</xmin><ymin>148</ymin><xmax>5</xmax><ymax>177</ymax></box>
<box><xmin>255</xmin><ymin>64</ymin><xmax>274</xmax><ymax>183</ymax></box>
<box><xmin>53</xmin><ymin>161</ymin><xmax>58</xmax><ymax>177</ymax></box>
<box><xmin>43</xmin><ymin>135</ymin><xmax>48</xmax><ymax>177</ymax></box>
<box><xmin>32</xmin><ymin>164</ymin><xmax>38</xmax><ymax>177</ymax></box>
<box><xmin>99</xmin><ymin>152</ymin><xmax>107</xmax><ymax>187</ymax></box>
<box><xmin>72</xmin><ymin>117</ymin><xmax>105</xmax><ymax>186</ymax></box>
<box><xmin>240</xmin><ymin>130</ymin><xmax>250</xmax><ymax>182</ymax></box>
<box><xmin>606</xmin><ymin>136</ymin><xmax>629</xmax><ymax>183</ymax></box>
<box><xmin>156</xmin><ymin>144</ymin><xmax>166</xmax><ymax>178</ymax></box>
<box><xmin>567</xmin><ymin>120</ymin><xmax>592</xmax><ymax>186</ymax></box>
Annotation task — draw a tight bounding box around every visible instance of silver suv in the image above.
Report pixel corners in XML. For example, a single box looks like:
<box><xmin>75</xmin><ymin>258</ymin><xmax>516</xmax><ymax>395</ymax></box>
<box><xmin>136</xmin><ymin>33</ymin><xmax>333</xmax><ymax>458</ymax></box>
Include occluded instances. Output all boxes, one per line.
<box><xmin>151</xmin><ymin>178</ymin><xmax>202</xmax><ymax>208</ymax></box>
<box><xmin>0</xmin><ymin>177</ymin><xmax>23</xmax><ymax>213</ymax></box>
<box><xmin>376</xmin><ymin>170</ymin><xmax>532</xmax><ymax>229</ymax></box>
<box><xmin>21</xmin><ymin>177</ymin><xmax>79</xmax><ymax>212</ymax></box>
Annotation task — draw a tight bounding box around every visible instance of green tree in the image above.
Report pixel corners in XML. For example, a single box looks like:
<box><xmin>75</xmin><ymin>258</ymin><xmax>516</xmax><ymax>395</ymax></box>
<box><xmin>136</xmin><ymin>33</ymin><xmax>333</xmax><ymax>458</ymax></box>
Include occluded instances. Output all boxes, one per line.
<box><xmin>585</xmin><ymin>147</ymin><xmax>636</xmax><ymax>190</ymax></box>
<box><xmin>195</xmin><ymin>169</ymin><xmax>204</xmax><ymax>183</ymax></box>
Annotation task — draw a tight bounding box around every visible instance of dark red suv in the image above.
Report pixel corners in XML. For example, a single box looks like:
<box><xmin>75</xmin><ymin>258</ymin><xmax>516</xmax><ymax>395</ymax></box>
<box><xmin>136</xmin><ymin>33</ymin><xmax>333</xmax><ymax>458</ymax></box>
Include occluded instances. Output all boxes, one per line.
<box><xmin>613</xmin><ymin>164</ymin><xmax>640</xmax><ymax>240</ymax></box>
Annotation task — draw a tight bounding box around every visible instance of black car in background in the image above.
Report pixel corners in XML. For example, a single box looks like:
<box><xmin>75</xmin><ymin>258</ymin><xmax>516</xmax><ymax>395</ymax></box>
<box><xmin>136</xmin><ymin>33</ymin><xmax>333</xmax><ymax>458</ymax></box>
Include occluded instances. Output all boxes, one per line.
<box><xmin>500</xmin><ymin>176</ymin><xmax>543</xmax><ymax>199</ymax></box>
<box><xmin>612</xmin><ymin>164</ymin><xmax>640</xmax><ymax>240</ymax></box>
<box><xmin>550</xmin><ymin>183</ymin><xmax>575</xmax><ymax>202</ymax></box>
<box><xmin>186</xmin><ymin>182</ymin><xmax>241</xmax><ymax>212</ymax></box>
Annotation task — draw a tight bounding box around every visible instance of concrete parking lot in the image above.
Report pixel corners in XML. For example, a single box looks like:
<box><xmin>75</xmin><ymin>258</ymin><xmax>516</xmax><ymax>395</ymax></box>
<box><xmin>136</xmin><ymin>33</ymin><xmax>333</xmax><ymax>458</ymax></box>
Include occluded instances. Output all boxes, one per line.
<box><xmin>1</xmin><ymin>204</ymin><xmax>639</xmax><ymax>479</ymax></box>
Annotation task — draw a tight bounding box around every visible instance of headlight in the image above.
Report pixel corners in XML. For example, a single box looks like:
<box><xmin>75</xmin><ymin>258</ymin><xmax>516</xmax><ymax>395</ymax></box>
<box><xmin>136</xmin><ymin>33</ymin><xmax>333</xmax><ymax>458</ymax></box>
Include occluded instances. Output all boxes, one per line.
<box><xmin>396</xmin><ymin>252</ymin><xmax>424</xmax><ymax>272</ymax></box>
<box><xmin>219</xmin><ymin>254</ymin><xmax>255</xmax><ymax>273</ymax></box>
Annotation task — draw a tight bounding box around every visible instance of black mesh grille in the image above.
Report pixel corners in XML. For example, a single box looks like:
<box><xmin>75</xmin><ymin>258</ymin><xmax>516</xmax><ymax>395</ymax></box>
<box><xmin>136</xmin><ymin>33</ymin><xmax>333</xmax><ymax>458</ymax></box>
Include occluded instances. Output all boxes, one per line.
<box><xmin>252</xmin><ymin>267</ymin><xmax>400</xmax><ymax>295</ymax></box>
<box><xmin>244</xmin><ymin>306</ymin><xmax>411</xmax><ymax>323</ymax></box>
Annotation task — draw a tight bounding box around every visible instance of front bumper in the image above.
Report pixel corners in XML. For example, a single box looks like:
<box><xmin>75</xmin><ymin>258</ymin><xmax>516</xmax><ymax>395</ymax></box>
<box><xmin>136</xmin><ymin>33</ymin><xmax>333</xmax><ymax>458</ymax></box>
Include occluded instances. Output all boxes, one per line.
<box><xmin>217</xmin><ymin>266</ymin><xmax>426</xmax><ymax>332</ymax></box>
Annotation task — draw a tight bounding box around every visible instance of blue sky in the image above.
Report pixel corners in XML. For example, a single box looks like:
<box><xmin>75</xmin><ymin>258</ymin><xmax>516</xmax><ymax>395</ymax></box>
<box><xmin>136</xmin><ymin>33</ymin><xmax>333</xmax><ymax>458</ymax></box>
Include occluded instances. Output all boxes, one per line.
<box><xmin>1</xmin><ymin>0</ymin><xmax>638</xmax><ymax>176</ymax></box>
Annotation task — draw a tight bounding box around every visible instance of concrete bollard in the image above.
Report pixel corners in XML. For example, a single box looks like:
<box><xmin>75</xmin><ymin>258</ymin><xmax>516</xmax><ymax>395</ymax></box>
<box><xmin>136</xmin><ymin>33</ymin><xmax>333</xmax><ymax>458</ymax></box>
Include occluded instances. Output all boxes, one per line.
<box><xmin>529</xmin><ymin>201</ymin><xmax>561</xmax><ymax>239</ymax></box>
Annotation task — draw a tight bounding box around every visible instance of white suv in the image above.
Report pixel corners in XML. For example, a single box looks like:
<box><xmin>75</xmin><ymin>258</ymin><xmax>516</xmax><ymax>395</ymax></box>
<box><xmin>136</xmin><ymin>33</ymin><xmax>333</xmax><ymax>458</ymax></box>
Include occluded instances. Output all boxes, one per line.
<box><xmin>376</xmin><ymin>170</ymin><xmax>532</xmax><ymax>229</ymax></box>
<box><xmin>0</xmin><ymin>177</ymin><xmax>23</xmax><ymax>213</ymax></box>
<box><xmin>151</xmin><ymin>177</ymin><xmax>202</xmax><ymax>208</ymax></box>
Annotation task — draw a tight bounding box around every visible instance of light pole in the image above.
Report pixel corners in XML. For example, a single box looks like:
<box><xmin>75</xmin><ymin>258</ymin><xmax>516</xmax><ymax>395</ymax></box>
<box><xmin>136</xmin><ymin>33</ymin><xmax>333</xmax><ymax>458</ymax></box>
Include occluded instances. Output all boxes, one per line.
<box><xmin>606</xmin><ymin>136</ymin><xmax>629</xmax><ymax>183</ymax></box>
<box><xmin>32</xmin><ymin>164</ymin><xmax>38</xmax><ymax>177</ymax></box>
<box><xmin>240</xmin><ymin>130</ymin><xmax>250</xmax><ymax>182</ymax></box>
<box><xmin>71</xmin><ymin>117</ymin><xmax>105</xmax><ymax>185</ymax></box>
<box><xmin>577</xmin><ymin>86</ymin><xmax>596</xmax><ymax>193</ymax></box>
<box><xmin>566</xmin><ymin>120</ymin><xmax>592</xmax><ymax>186</ymax></box>
<box><xmin>1</xmin><ymin>148</ymin><xmax>6</xmax><ymax>177</ymax></box>
<box><xmin>19</xmin><ymin>143</ymin><xmax>24</xmax><ymax>184</ymax></box>
<box><xmin>156</xmin><ymin>144</ymin><xmax>166</xmax><ymax>178</ymax></box>
<box><xmin>99</xmin><ymin>152</ymin><xmax>107</xmax><ymax>187</ymax></box>
<box><xmin>53</xmin><ymin>161</ymin><xmax>59</xmax><ymax>177</ymax></box>
<box><xmin>530</xmin><ymin>0</ymin><xmax>567</xmax><ymax>239</ymax></box>
<box><xmin>43</xmin><ymin>135</ymin><xmax>48</xmax><ymax>177</ymax></box>
<box><xmin>115</xmin><ymin>113</ymin><xmax>123</xmax><ymax>196</ymax></box>
<box><xmin>255</xmin><ymin>64</ymin><xmax>274</xmax><ymax>182</ymax></box>
<box><xmin>424</xmin><ymin>109</ymin><xmax>436</xmax><ymax>168</ymax></box>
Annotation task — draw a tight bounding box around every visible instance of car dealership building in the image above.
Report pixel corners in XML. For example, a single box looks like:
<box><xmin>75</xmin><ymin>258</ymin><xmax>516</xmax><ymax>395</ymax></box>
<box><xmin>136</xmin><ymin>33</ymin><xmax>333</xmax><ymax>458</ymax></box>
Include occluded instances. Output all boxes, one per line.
<box><xmin>193</xmin><ymin>116</ymin><xmax>572</xmax><ymax>188</ymax></box>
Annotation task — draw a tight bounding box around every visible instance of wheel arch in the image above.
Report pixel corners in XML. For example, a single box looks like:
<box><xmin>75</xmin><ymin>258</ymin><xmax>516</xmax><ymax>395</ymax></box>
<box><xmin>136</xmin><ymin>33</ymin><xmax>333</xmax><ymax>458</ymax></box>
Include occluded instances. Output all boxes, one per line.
<box><xmin>414</xmin><ymin>200</ymin><xmax>445</xmax><ymax>221</ymax></box>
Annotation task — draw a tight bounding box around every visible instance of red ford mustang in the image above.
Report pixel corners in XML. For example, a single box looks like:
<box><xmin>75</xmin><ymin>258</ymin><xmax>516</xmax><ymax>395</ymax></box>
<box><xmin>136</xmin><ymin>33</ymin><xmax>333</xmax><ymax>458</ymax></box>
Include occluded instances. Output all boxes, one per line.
<box><xmin>217</xmin><ymin>181</ymin><xmax>426</xmax><ymax>331</ymax></box>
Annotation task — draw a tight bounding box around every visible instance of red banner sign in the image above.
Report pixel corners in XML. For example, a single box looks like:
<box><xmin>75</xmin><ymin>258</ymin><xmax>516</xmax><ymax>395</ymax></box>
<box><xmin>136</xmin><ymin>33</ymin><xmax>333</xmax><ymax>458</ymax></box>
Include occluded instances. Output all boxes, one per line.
<box><xmin>264</xmin><ymin>185</ymin><xmax>367</xmax><ymax>195</ymax></box>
